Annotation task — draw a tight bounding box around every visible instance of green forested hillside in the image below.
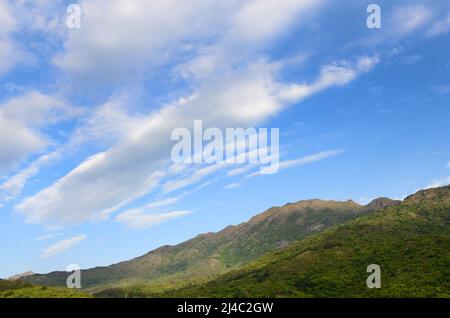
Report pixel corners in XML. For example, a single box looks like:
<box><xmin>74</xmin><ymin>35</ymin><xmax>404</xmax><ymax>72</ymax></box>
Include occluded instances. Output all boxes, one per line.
<box><xmin>0</xmin><ymin>279</ymin><xmax>91</xmax><ymax>298</ymax></box>
<box><xmin>146</xmin><ymin>186</ymin><xmax>449</xmax><ymax>298</ymax></box>
<box><xmin>18</xmin><ymin>186</ymin><xmax>449</xmax><ymax>298</ymax></box>
<box><xmin>25</xmin><ymin>199</ymin><xmax>380</xmax><ymax>290</ymax></box>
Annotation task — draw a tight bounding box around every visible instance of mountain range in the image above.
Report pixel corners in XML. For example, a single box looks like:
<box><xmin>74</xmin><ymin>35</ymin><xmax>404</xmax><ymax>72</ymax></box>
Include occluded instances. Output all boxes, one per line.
<box><xmin>17</xmin><ymin>186</ymin><xmax>450</xmax><ymax>298</ymax></box>
<box><xmin>24</xmin><ymin>197</ymin><xmax>397</xmax><ymax>290</ymax></box>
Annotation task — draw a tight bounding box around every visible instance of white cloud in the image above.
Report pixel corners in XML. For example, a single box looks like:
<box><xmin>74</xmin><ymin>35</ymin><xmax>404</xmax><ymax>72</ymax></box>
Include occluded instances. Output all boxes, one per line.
<box><xmin>278</xmin><ymin>149</ymin><xmax>344</xmax><ymax>170</ymax></box>
<box><xmin>0</xmin><ymin>91</ymin><xmax>80</xmax><ymax>174</ymax></box>
<box><xmin>0</xmin><ymin>91</ymin><xmax>80</xmax><ymax>126</ymax></box>
<box><xmin>0</xmin><ymin>1</ymin><xmax>15</xmax><ymax>37</ymax></box>
<box><xmin>116</xmin><ymin>209</ymin><xmax>191</xmax><ymax>229</ymax></box>
<box><xmin>0</xmin><ymin>96</ymin><xmax>143</xmax><ymax>205</ymax></box>
<box><xmin>0</xmin><ymin>152</ymin><xmax>57</xmax><ymax>203</ymax></box>
<box><xmin>163</xmin><ymin>144</ymin><xmax>273</xmax><ymax>193</ymax></box>
<box><xmin>16</xmin><ymin>56</ymin><xmax>376</xmax><ymax>226</ymax></box>
<box><xmin>168</xmin><ymin>149</ymin><xmax>343</xmax><ymax>190</ymax></box>
<box><xmin>432</xmin><ymin>84</ymin><xmax>450</xmax><ymax>95</ymax></box>
<box><xmin>427</xmin><ymin>14</ymin><xmax>450</xmax><ymax>37</ymax></box>
<box><xmin>54</xmin><ymin>0</ymin><xmax>327</xmax><ymax>83</ymax></box>
<box><xmin>248</xmin><ymin>149</ymin><xmax>344</xmax><ymax>176</ymax></box>
<box><xmin>13</xmin><ymin>0</ymin><xmax>65</xmax><ymax>34</ymax></box>
<box><xmin>227</xmin><ymin>0</ymin><xmax>322</xmax><ymax>44</ymax></box>
<box><xmin>0</xmin><ymin>0</ymin><xmax>64</xmax><ymax>76</ymax></box>
<box><xmin>351</xmin><ymin>4</ymin><xmax>436</xmax><ymax>48</ymax></box>
<box><xmin>425</xmin><ymin>176</ymin><xmax>450</xmax><ymax>189</ymax></box>
<box><xmin>227</xmin><ymin>165</ymin><xmax>259</xmax><ymax>177</ymax></box>
<box><xmin>446</xmin><ymin>161</ymin><xmax>450</xmax><ymax>168</ymax></box>
<box><xmin>278</xmin><ymin>57</ymin><xmax>379</xmax><ymax>103</ymax></box>
<box><xmin>163</xmin><ymin>163</ymin><xmax>228</xmax><ymax>193</ymax></box>
<box><xmin>0</xmin><ymin>116</ymin><xmax>47</xmax><ymax>174</ymax></box>
<box><xmin>0</xmin><ymin>0</ymin><xmax>20</xmax><ymax>75</ymax></box>
<box><xmin>224</xmin><ymin>183</ymin><xmax>242</xmax><ymax>190</ymax></box>
<box><xmin>145</xmin><ymin>196</ymin><xmax>181</xmax><ymax>209</ymax></box>
<box><xmin>390</xmin><ymin>5</ymin><xmax>433</xmax><ymax>37</ymax></box>
<box><xmin>10</xmin><ymin>1</ymin><xmax>378</xmax><ymax>227</ymax></box>
<box><xmin>41</xmin><ymin>234</ymin><xmax>86</xmax><ymax>258</ymax></box>
<box><xmin>71</xmin><ymin>99</ymin><xmax>145</xmax><ymax>145</ymax></box>
<box><xmin>15</xmin><ymin>65</ymin><xmax>277</xmax><ymax>225</ymax></box>
<box><xmin>37</xmin><ymin>232</ymin><xmax>62</xmax><ymax>241</ymax></box>
<box><xmin>54</xmin><ymin>0</ymin><xmax>222</xmax><ymax>81</ymax></box>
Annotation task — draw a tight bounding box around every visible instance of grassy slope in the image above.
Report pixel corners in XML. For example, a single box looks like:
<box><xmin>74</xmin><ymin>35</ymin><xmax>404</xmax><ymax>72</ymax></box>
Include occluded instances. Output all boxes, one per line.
<box><xmin>26</xmin><ymin>199</ymin><xmax>374</xmax><ymax>291</ymax></box>
<box><xmin>0</xmin><ymin>280</ymin><xmax>91</xmax><ymax>298</ymax></box>
<box><xmin>129</xmin><ymin>186</ymin><xmax>450</xmax><ymax>298</ymax></box>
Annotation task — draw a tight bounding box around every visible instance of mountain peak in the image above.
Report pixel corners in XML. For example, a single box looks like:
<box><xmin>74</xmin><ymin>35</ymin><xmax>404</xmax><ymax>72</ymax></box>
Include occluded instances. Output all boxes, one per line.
<box><xmin>248</xmin><ymin>199</ymin><xmax>362</xmax><ymax>225</ymax></box>
<box><xmin>8</xmin><ymin>271</ymin><xmax>34</xmax><ymax>281</ymax></box>
<box><xmin>366</xmin><ymin>197</ymin><xmax>400</xmax><ymax>210</ymax></box>
<box><xmin>405</xmin><ymin>185</ymin><xmax>450</xmax><ymax>204</ymax></box>
<box><xmin>283</xmin><ymin>199</ymin><xmax>362</xmax><ymax>210</ymax></box>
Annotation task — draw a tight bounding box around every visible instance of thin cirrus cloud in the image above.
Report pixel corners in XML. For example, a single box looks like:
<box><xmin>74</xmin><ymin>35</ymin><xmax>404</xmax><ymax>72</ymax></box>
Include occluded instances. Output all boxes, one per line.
<box><xmin>0</xmin><ymin>152</ymin><xmax>58</xmax><ymax>204</ymax></box>
<box><xmin>221</xmin><ymin>150</ymin><xmax>344</xmax><ymax>189</ymax></box>
<box><xmin>116</xmin><ymin>209</ymin><xmax>191</xmax><ymax>230</ymax></box>
<box><xmin>350</xmin><ymin>3</ymin><xmax>441</xmax><ymax>48</ymax></box>
<box><xmin>36</xmin><ymin>232</ymin><xmax>63</xmax><ymax>241</ymax></box>
<box><xmin>247</xmin><ymin>150</ymin><xmax>344</xmax><ymax>177</ymax></box>
<box><xmin>41</xmin><ymin>234</ymin><xmax>86</xmax><ymax>258</ymax></box>
<box><xmin>276</xmin><ymin>149</ymin><xmax>344</xmax><ymax>171</ymax></box>
<box><xmin>426</xmin><ymin>14</ymin><xmax>450</xmax><ymax>37</ymax></box>
<box><xmin>145</xmin><ymin>196</ymin><xmax>181</xmax><ymax>209</ymax></box>
<box><xmin>388</xmin><ymin>4</ymin><xmax>450</xmax><ymax>40</ymax></box>
<box><xmin>162</xmin><ymin>162</ymin><xmax>229</xmax><ymax>193</ymax></box>
<box><xmin>227</xmin><ymin>165</ymin><xmax>259</xmax><ymax>177</ymax></box>
<box><xmin>390</xmin><ymin>5</ymin><xmax>433</xmax><ymax>37</ymax></box>
<box><xmin>224</xmin><ymin>183</ymin><xmax>242</xmax><ymax>190</ymax></box>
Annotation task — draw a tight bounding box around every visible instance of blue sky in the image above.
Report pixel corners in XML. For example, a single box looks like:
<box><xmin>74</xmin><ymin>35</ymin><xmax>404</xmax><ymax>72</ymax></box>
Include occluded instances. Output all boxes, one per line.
<box><xmin>0</xmin><ymin>0</ymin><xmax>449</xmax><ymax>278</ymax></box>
